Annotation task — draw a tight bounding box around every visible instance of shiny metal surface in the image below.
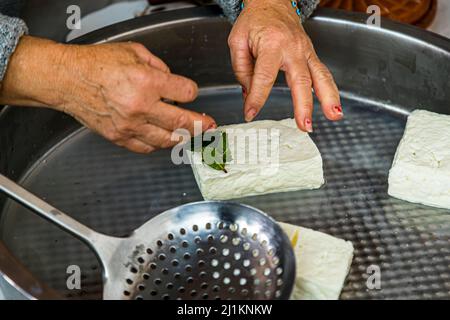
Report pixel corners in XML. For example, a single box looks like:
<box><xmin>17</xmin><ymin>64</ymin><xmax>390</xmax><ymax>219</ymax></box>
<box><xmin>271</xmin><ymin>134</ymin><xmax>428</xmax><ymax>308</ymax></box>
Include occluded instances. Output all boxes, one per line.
<box><xmin>1</xmin><ymin>7</ymin><xmax>450</xmax><ymax>299</ymax></box>
<box><xmin>0</xmin><ymin>240</ymin><xmax>59</xmax><ymax>300</ymax></box>
<box><xmin>0</xmin><ymin>174</ymin><xmax>295</xmax><ymax>300</ymax></box>
<box><xmin>114</xmin><ymin>201</ymin><xmax>295</xmax><ymax>300</ymax></box>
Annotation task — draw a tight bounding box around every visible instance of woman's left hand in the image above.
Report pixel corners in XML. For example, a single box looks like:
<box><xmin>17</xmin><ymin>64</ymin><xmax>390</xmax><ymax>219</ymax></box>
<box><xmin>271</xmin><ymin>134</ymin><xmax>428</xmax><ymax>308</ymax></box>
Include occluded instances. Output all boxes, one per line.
<box><xmin>228</xmin><ymin>0</ymin><xmax>343</xmax><ymax>132</ymax></box>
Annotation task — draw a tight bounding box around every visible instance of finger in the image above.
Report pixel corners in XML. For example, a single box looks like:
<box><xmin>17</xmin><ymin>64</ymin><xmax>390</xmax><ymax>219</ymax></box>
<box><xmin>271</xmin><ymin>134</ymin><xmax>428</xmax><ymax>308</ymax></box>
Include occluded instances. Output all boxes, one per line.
<box><xmin>284</xmin><ymin>57</ymin><xmax>314</xmax><ymax>133</ymax></box>
<box><xmin>229</xmin><ymin>36</ymin><xmax>254</xmax><ymax>96</ymax></box>
<box><xmin>122</xmin><ymin>138</ymin><xmax>156</xmax><ymax>154</ymax></box>
<box><xmin>130</xmin><ymin>42</ymin><xmax>170</xmax><ymax>73</ymax></box>
<box><xmin>136</xmin><ymin>122</ymin><xmax>181</xmax><ymax>149</ymax></box>
<box><xmin>244</xmin><ymin>49</ymin><xmax>282</xmax><ymax>121</ymax></box>
<box><xmin>147</xmin><ymin>54</ymin><xmax>170</xmax><ymax>73</ymax></box>
<box><xmin>307</xmin><ymin>50</ymin><xmax>342</xmax><ymax>121</ymax></box>
<box><xmin>147</xmin><ymin>101</ymin><xmax>216</xmax><ymax>134</ymax></box>
<box><xmin>154</xmin><ymin>70</ymin><xmax>199</xmax><ymax>103</ymax></box>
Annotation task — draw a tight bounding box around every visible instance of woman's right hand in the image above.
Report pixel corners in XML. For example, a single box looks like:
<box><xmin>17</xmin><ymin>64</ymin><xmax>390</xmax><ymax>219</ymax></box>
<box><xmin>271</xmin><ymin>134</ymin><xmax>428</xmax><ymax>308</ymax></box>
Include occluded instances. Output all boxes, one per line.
<box><xmin>0</xmin><ymin>36</ymin><xmax>216</xmax><ymax>153</ymax></box>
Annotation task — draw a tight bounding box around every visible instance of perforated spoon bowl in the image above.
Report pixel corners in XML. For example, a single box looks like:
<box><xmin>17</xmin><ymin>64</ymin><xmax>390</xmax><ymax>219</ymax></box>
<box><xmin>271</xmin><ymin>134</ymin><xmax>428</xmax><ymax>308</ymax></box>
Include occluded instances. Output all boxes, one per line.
<box><xmin>0</xmin><ymin>174</ymin><xmax>295</xmax><ymax>300</ymax></box>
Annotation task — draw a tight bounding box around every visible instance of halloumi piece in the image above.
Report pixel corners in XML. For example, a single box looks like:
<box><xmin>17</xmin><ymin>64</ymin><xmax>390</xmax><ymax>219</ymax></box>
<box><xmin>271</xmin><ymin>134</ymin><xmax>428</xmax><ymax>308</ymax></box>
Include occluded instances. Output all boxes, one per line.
<box><xmin>279</xmin><ymin>222</ymin><xmax>354</xmax><ymax>300</ymax></box>
<box><xmin>188</xmin><ymin>119</ymin><xmax>324</xmax><ymax>200</ymax></box>
<box><xmin>388</xmin><ymin>110</ymin><xmax>450</xmax><ymax>209</ymax></box>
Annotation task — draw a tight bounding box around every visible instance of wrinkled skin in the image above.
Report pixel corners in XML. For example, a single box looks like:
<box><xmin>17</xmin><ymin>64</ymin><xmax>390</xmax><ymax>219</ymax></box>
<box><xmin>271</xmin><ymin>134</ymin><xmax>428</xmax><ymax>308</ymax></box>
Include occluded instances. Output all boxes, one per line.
<box><xmin>228</xmin><ymin>0</ymin><xmax>343</xmax><ymax>131</ymax></box>
<box><xmin>0</xmin><ymin>37</ymin><xmax>216</xmax><ymax>154</ymax></box>
<box><xmin>0</xmin><ymin>3</ymin><xmax>342</xmax><ymax>154</ymax></box>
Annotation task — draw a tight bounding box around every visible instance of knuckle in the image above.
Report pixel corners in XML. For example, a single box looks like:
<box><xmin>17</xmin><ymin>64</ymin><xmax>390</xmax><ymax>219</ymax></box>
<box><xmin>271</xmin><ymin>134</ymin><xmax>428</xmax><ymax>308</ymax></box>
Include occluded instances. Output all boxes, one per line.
<box><xmin>234</xmin><ymin>70</ymin><xmax>248</xmax><ymax>78</ymax></box>
<box><xmin>291</xmin><ymin>73</ymin><xmax>312</xmax><ymax>87</ymax></box>
<box><xmin>159</xmin><ymin>138</ymin><xmax>176</xmax><ymax>149</ymax></box>
<box><xmin>255</xmin><ymin>70</ymin><xmax>276</xmax><ymax>87</ymax></box>
<box><xmin>228</xmin><ymin>33</ymin><xmax>246</xmax><ymax>49</ymax></box>
<box><xmin>115</xmin><ymin>120</ymin><xmax>133</xmax><ymax>134</ymax></box>
<box><xmin>128</xmin><ymin>42</ymin><xmax>147</xmax><ymax>52</ymax></box>
<box><xmin>124</xmin><ymin>97</ymin><xmax>144</xmax><ymax>117</ymax></box>
<box><xmin>124</xmin><ymin>140</ymin><xmax>153</xmax><ymax>154</ymax></box>
<box><xmin>104</xmin><ymin>129</ymin><xmax>122</xmax><ymax>143</ymax></box>
<box><xmin>306</xmin><ymin>53</ymin><xmax>316</xmax><ymax>66</ymax></box>
<box><xmin>154</xmin><ymin>72</ymin><xmax>171</xmax><ymax>90</ymax></box>
<box><xmin>303</xmin><ymin>45</ymin><xmax>318</xmax><ymax>64</ymax></box>
<box><xmin>130</xmin><ymin>68</ymin><xmax>150</xmax><ymax>84</ymax></box>
<box><xmin>139</xmin><ymin>144</ymin><xmax>155</xmax><ymax>154</ymax></box>
<box><xmin>314</xmin><ymin>63</ymin><xmax>334</xmax><ymax>82</ymax></box>
<box><xmin>172</xmin><ymin>112</ymin><xmax>189</xmax><ymax>129</ymax></box>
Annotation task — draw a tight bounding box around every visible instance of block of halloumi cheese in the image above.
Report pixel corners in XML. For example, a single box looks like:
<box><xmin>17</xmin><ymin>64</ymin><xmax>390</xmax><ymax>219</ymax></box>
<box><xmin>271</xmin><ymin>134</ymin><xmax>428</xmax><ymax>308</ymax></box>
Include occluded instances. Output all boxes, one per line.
<box><xmin>279</xmin><ymin>222</ymin><xmax>354</xmax><ymax>300</ymax></box>
<box><xmin>388</xmin><ymin>110</ymin><xmax>450</xmax><ymax>209</ymax></box>
<box><xmin>189</xmin><ymin>119</ymin><xmax>324</xmax><ymax>200</ymax></box>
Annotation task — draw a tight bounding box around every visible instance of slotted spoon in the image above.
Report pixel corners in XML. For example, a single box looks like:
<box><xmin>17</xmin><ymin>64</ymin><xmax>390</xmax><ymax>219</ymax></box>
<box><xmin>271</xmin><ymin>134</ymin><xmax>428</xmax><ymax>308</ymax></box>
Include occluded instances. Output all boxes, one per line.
<box><xmin>0</xmin><ymin>174</ymin><xmax>295</xmax><ymax>300</ymax></box>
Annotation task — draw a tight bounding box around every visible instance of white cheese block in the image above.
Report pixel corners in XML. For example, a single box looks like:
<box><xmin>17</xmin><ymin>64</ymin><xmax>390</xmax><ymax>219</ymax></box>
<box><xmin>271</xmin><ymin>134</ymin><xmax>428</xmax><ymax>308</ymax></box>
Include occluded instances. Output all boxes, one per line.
<box><xmin>188</xmin><ymin>118</ymin><xmax>324</xmax><ymax>200</ymax></box>
<box><xmin>388</xmin><ymin>110</ymin><xmax>450</xmax><ymax>209</ymax></box>
<box><xmin>279</xmin><ymin>222</ymin><xmax>354</xmax><ymax>300</ymax></box>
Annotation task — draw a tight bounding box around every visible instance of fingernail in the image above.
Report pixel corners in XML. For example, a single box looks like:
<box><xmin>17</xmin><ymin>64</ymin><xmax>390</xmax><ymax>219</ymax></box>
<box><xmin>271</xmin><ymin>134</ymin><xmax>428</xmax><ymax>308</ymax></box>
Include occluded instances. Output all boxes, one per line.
<box><xmin>208</xmin><ymin>122</ymin><xmax>217</xmax><ymax>130</ymax></box>
<box><xmin>245</xmin><ymin>108</ymin><xmax>257</xmax><ymax>122</ymax></box>
<box><xmin>334</xmin><ymin>105</ymin><xmax>343</xmax><ymax>115</ymax></box>
<box><xmin>304</xmin><ymin>118</ymin><xmax>313</xmax><ymax>133</ymax></box>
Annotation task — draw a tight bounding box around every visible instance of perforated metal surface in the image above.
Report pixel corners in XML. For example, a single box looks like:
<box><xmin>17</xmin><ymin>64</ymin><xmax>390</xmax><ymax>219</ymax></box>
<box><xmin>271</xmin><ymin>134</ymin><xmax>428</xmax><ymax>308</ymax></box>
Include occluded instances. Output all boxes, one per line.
<box><xmin>121</xmin><ymin>213</ymin><xmax>293</xmax><ymax>300</ymax></box>
<box><xmin>1</xmin><ymin>87</ymin><xmax>450</xmax><ymax>299</ymax></box>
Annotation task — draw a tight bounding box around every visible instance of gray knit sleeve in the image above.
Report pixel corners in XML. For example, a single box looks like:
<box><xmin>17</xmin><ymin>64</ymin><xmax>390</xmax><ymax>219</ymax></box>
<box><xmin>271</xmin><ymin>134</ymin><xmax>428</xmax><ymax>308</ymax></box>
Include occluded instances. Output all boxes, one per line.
<box><xmin>214</xmin><ymin>0</ymin><xmax>320</xmax><ymax>23</ymax></box>
<box><xmin>0</xmin><ymin>13</ymin><xmax>28</xmax><ymax>81</ymax></box>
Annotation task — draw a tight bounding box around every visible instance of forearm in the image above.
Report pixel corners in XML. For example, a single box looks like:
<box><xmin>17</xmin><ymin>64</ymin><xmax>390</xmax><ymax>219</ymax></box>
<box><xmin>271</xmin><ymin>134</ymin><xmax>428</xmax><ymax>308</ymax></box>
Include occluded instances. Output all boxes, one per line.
<box><xmin>0</xmin><ymin>36</ymin><xmax>68</xmax><ymax>108</ymax></box>
<box><xmin>0</xmin><ymin>12</ymin><xmax>52</xmax><ymax>107</ymax></box>
<box><xmin>214</xmin><ymin>0</ymin><xmax>320</xmax><ymax>22</ymax></box>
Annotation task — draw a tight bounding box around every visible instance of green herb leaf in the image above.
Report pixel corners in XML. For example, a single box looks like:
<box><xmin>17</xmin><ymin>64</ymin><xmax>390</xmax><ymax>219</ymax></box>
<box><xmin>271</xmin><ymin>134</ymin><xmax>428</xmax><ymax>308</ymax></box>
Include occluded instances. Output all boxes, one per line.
<box><xmin>190</xmin><ymin>131</ymin><xmax>231</xmax><ymax>173</ymax></box>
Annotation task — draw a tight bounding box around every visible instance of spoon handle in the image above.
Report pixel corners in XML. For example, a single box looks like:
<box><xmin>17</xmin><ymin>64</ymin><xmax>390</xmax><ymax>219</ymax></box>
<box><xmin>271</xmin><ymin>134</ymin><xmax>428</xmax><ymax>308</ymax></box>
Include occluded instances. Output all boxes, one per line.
<box><xmin>0</xmin><ymin>173</ymin><xmax>99</xmax><ymax>246</ymax></box>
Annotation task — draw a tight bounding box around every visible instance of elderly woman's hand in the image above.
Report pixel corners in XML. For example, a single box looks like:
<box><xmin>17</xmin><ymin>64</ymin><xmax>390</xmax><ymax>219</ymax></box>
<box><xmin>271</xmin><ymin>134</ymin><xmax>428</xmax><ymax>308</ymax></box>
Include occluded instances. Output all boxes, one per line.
<box><xmin>0</xmin><ymin>36</ymin><xmax>216</xmax><ymax>153</ymax></box>
<box><xmin>228</xmin><ymin>0</ymin><xmax>343</xmax><ymax>132</ymax></box>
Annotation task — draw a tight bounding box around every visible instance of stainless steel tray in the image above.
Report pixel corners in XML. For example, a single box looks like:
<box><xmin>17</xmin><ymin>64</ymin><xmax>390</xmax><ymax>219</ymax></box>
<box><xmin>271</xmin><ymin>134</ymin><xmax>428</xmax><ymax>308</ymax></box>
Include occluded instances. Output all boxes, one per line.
<box><xmin>1</xmin><ymin>6</ymin><xmax>449</xmax><ymax>299</ymax></box>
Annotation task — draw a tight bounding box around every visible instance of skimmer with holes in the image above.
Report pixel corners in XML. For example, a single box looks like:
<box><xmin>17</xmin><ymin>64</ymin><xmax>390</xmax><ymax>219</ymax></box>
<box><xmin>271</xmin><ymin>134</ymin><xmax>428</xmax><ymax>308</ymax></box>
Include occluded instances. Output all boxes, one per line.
<box><xmin>0</xmin><ymin>174</ymin><xmax>295</xmax><ymax>300</ymax></box>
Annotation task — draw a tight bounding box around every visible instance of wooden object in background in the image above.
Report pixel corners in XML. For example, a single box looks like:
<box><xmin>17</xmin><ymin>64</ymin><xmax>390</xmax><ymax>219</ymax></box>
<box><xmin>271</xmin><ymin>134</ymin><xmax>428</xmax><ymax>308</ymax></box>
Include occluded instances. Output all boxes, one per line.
<box><xmin>319</xmin><ymin>0</ymin><xmax>437</xmax><ymax>28</ymax></box>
